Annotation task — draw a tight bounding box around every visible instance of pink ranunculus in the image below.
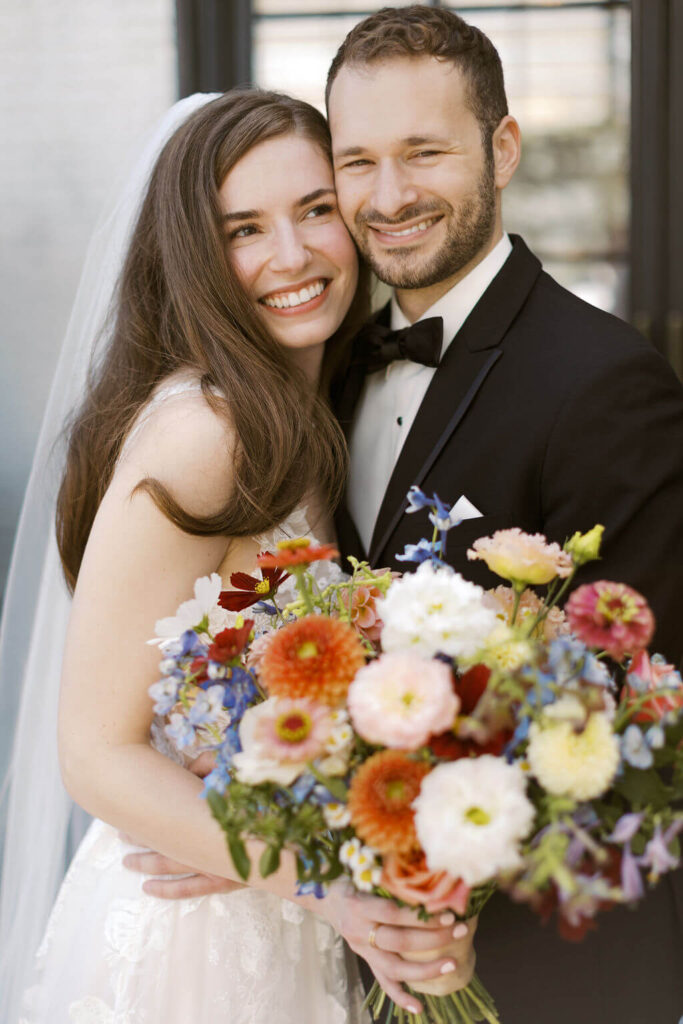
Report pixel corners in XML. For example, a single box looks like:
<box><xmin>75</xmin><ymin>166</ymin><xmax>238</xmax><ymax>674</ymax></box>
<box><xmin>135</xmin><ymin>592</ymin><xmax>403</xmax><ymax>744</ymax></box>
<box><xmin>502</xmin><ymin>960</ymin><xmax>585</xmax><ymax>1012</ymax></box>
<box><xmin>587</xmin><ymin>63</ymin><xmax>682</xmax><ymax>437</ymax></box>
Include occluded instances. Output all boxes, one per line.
<box><xmin>347</xmin><ymin>652</ymin><xmax>459</xmax><ymax>750</ymax></box>
<box><xmin>381</xmin><ymin>851</ymin><xmax>470</xmax><ymax>915</ymax></box>
<box><xmin>623</xmin><ymin>650</ymin><xmax>683</xmax><ymax>722</ymax></box>
<box><xmin>468</xmin><ymin>529</ymin><xmax>573</xmax><ymax>587</ymax></box>
<box><xmin>340</xmin><ymin>569</ymin><xmax>399</xmax><ymax>643</ymax></box>
<box><xmin>565</xmin><ymin>581</ymin><xmax>655</xmax><ymax>662</ymax></box>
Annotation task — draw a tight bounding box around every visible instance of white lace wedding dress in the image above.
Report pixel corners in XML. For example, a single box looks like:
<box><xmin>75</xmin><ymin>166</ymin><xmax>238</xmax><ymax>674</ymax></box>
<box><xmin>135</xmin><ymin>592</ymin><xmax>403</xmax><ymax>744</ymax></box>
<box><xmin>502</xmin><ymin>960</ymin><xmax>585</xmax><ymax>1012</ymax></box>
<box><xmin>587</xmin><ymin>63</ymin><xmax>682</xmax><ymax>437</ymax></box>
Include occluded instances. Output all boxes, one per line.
<box><xmin>18</xmin><ymin>380</ymin><xmax>369</xmax><ymax>1024</ymax></box>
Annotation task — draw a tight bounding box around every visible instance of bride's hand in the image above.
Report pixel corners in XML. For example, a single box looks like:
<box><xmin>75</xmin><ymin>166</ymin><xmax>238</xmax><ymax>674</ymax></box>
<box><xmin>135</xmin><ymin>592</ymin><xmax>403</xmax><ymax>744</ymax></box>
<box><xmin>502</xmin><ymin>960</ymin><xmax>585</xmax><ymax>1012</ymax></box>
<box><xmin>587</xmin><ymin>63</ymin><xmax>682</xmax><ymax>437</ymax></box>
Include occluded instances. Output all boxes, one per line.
<box><xmin>319</xmin><ymin>879</ymin><xmax>462</xmax><ymax>1016</ymax></box>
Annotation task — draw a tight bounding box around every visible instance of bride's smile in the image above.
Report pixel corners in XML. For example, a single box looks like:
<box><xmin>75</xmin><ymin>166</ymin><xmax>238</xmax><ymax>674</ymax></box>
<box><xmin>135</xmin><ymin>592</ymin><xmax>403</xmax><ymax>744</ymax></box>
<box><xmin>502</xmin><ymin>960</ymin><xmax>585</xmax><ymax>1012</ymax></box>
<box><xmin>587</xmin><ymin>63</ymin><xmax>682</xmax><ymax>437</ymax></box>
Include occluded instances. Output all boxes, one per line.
<box><xmin>219</xmin><ymin>133</ymin><xmax>358</xmax><ymax>357</ymax></box>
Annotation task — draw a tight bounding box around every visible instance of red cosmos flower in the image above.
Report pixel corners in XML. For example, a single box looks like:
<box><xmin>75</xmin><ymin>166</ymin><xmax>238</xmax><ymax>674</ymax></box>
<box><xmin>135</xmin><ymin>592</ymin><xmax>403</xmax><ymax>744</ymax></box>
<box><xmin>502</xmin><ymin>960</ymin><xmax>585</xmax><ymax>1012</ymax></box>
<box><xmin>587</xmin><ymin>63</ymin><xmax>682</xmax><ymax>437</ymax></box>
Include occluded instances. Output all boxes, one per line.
<box><xmin>623</xmin><ymin>650</ymin><xmax>683</xmax><ymax>723</ymax></box>
<box><xmin>257</xmin><ymin>538</ymin><xmax>339</xmax><ymax>570</ymax></box>
<box><xmin>565</xmin><ymin>581</ymin><xmax>655</xmax><ymax>662</ymax></box>
<box><xmin>207</xmin><ymin>619</ymin><xmax>254</xmax><ymax>664</ymax></box>
<box><xmin>218</xmin><ymin>559</ymin><xmax>289</xmax><ymax>612</ymax></box>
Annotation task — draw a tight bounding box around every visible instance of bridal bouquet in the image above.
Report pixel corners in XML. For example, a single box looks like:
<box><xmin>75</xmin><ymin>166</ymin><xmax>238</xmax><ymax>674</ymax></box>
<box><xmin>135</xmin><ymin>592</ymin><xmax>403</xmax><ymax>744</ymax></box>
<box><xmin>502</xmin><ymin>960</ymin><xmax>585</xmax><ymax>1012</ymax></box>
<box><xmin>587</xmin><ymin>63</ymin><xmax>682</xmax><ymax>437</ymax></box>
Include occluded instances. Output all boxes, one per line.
<box><xmin>148</xmin><ymin>490</ymin><xmax>683</xmax><ymax>1024</ymax></box>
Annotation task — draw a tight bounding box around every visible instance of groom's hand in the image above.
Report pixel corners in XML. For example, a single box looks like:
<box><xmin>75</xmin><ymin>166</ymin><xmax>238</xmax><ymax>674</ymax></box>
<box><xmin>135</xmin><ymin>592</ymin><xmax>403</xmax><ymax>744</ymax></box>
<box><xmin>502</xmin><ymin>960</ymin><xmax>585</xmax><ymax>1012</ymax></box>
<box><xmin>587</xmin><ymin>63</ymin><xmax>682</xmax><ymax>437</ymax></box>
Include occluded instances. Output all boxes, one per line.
<box><xmin>120</xmin><ymin>839</ymin><xmax>243</xmax><ymax>899</ymax></box>
<box><xmin>322</xmin><ymin>880</ymin><xmax>464</xmax><ymax>1016</ymax></box>
<box><xmin>121</xmin><ymin>750</ymin><xmax>241</xmax><ymax>899</ymax></box>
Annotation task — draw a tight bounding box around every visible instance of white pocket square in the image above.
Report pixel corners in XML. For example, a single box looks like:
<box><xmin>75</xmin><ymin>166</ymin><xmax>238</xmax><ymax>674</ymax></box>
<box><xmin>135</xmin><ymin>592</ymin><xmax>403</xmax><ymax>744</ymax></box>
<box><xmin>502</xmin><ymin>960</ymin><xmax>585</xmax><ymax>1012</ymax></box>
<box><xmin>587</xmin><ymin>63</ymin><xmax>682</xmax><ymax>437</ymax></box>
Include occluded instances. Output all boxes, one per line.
<box><xmin>451</xmin><ymin>495</ymin><xmax>483</xmax><ymax>520</ymax></box>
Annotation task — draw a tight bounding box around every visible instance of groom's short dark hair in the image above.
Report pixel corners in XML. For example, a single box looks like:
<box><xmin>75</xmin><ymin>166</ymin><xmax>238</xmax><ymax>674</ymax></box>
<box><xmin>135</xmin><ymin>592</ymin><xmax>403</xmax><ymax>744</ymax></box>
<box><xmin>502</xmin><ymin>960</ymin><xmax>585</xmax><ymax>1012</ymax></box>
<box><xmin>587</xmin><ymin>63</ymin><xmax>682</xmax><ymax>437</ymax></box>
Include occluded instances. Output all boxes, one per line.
<box><xmin>325</xmin><ymin>5</ymin><xmax>508</xmax><ymax>145</ymax></box>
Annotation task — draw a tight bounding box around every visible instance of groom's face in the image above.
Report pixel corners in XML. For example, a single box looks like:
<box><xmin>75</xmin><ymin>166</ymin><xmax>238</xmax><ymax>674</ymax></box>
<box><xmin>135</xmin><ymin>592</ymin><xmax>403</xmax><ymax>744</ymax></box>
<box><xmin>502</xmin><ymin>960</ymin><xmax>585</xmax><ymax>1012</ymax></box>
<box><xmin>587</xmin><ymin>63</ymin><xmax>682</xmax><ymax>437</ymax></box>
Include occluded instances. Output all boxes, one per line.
<box><xmin>328</xmin><ymin>56</ymin><xmax>496</xmax><ymax>291</ymax></box>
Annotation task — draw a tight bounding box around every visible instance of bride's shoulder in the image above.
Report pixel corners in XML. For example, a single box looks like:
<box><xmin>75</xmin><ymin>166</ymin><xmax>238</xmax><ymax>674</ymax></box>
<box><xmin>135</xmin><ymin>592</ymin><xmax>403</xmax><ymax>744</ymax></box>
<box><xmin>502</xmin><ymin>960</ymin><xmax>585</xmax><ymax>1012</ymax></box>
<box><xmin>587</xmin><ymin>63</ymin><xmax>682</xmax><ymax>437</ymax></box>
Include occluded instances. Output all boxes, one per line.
<box><xmin>114</xmin><ymin>371</ymin><xmax>235</xmax><ymax>516</ymax></box>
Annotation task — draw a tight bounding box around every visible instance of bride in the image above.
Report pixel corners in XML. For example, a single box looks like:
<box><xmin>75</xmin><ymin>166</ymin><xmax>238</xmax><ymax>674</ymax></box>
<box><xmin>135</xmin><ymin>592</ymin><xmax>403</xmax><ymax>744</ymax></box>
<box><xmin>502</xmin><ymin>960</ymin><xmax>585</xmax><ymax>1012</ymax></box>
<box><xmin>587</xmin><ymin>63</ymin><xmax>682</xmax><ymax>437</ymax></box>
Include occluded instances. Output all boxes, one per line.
<box><xmin>0</xmin><ymin>91</ymin><xmax>457</xmax><ymax>1023</ymax></box>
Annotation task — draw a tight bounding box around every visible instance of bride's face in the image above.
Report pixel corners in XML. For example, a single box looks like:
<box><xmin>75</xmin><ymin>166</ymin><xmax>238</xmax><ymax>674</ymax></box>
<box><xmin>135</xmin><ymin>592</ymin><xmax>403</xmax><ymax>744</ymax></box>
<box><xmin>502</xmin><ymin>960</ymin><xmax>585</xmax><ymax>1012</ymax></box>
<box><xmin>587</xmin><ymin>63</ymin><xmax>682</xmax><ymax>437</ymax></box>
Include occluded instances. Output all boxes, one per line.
<box><xmin>219</xmin><ymin>132</ymin><xmax>359</xmax><ymax>354</ymax></box>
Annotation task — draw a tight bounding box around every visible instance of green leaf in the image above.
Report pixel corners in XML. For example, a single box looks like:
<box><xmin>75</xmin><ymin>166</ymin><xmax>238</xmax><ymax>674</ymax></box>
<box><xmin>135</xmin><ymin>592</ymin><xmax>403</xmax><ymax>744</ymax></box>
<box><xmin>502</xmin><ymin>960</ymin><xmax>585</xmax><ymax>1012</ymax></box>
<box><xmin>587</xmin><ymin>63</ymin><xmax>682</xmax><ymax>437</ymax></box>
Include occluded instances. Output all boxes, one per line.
<box><xmin>226</xmin><ymin>832</ymin><xmax>251</xmax><ymax>881</ymax></box>
<box><xmin>206</xmin><ymin>789</ymin><xmax>227</xmax><ymax>821</ymax></box>
<box><xmin>614</xmin><ymin>765</ymin><xmax>670</xmax><ymax>810</ymax></box>
<box><xmin>308</xmin><ymin>764</ymin><xmax>348</xmax><ymax>802</ymax></box>
<box><xmin>259</xmin><ymin>844</ymin><xmax>281</xmax><ymax>878</ymax></box>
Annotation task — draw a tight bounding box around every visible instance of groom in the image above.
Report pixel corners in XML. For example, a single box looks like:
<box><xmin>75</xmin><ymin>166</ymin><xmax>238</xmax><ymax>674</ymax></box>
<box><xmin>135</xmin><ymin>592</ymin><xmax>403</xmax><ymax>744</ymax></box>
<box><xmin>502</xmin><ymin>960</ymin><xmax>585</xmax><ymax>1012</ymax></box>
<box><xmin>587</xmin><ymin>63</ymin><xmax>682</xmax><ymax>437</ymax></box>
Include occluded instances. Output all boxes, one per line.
<box><xmin>328</xmin><ymin>5</ymin><xmax>683</xmax><ymax>666</ymax></box>
<box><xmin>127</xmin><ymin>6</ymin><xmax>683</xmax><ymax>1018</ymax></box>
<box><xmin>325</xmin><ymin>5</ymin><xmax>683</xmax><ymax>1022</ymax></box>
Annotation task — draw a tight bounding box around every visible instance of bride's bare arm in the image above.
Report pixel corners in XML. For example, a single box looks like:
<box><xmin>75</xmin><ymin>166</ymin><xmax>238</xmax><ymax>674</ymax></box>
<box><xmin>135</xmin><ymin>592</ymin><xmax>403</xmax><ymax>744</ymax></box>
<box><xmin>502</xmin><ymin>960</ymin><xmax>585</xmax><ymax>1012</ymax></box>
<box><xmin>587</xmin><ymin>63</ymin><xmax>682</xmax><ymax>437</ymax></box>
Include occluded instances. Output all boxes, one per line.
<box><xmin>58</xmin><ymin>394</ymin><xmax>458</xmax><ymax>1013</ymax></box>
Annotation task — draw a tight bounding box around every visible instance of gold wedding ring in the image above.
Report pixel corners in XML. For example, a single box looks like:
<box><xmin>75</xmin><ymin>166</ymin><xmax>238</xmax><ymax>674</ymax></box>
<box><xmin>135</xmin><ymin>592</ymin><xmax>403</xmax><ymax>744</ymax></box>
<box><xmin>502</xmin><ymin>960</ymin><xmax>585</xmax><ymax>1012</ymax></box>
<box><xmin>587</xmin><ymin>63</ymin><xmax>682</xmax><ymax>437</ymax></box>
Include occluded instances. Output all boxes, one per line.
<box><xmin>368</xmin><ymin>925</ymin><xmax>379</xmax><ymax>949</ymax></box>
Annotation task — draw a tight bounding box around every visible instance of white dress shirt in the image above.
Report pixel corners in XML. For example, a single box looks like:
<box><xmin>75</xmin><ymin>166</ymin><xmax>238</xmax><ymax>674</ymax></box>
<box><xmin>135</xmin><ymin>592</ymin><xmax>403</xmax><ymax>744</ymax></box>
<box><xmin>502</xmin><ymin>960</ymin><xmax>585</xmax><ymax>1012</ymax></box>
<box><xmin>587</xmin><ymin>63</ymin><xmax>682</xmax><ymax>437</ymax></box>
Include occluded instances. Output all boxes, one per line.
<box><xmin>348</xmin><ymin>233</ymin><xmax>513</xmax><ymax>553</ymax></box>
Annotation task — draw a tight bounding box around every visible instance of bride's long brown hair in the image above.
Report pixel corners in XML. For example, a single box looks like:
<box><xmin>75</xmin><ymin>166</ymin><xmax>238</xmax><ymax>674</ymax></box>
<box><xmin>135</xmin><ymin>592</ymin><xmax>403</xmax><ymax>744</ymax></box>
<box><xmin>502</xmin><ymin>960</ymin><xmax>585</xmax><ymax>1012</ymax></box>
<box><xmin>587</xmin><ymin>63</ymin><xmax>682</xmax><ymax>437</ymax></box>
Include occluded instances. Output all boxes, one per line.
<box><xmin>56</xmin><ymin>90</ymin><xmax>369</xmax><ymax>591</ymax></box>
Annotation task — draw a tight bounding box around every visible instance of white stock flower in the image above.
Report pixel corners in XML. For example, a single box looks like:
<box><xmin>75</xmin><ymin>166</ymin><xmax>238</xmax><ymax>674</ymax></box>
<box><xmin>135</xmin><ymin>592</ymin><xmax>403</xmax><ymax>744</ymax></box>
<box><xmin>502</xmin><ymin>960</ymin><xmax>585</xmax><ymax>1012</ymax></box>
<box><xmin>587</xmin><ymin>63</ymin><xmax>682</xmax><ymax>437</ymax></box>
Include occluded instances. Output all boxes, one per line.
<box><xmin>353</xmin><ymin>861</ymin><xmax>383</xmax><ymax>892</ymax></box>
<box><xmin>323</xmin><ymin>802</ymin><xmax>352</xmax><ymax>828</ymax></box>
<box><xmin>153</xmin><ymin>573</ymin><xmax>223</xmax><ymax>641</ymax></box>
<box><xmin>527</xmin><ymin>698</ymin><xmax>620</xmax><ymax>801</ymax></box>
<box><xmin>340</xmin><ymin>838</ymin><xmax>362</xmax><ymax>867</ymax></box>
<box><xmin>319</xmin><ymin>718</ymin><xmax>354</xmax><ymax>775</ymax></box>
<box><xmin>413</xmin><ymin>755</ymin><xmax>535</xmax><ymax>886</ymax></box>
<box><xmin>379</xmin><ymin>562</ymin><xmax>498</xmax><ymax>660</ymax></box>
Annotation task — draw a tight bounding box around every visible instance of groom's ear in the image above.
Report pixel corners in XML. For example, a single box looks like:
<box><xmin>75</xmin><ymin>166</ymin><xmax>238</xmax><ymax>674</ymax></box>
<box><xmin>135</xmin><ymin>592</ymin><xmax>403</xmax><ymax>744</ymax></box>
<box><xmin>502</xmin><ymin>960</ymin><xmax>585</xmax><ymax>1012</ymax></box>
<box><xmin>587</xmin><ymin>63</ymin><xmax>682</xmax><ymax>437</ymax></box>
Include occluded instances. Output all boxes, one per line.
<box><xmin>492</xmin><ymin>116</ymin><xmax>521</xmax><ymax>191</ymax></box>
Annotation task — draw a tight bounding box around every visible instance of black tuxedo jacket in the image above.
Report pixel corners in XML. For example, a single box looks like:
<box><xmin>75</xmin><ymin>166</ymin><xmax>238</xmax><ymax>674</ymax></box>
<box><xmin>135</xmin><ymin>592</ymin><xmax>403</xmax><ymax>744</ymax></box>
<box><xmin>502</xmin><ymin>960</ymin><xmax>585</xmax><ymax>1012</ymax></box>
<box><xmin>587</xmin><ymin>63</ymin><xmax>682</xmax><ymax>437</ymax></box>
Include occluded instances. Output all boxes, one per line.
<box><xmin>334</xmin><ymin>235</ymin><xmax>683</xmax><ymax>1023</ymax></box>
<box><xmin>335</xmin><ymin>234</ymin><xmax>683</xmax><ymax>666</ymax></box>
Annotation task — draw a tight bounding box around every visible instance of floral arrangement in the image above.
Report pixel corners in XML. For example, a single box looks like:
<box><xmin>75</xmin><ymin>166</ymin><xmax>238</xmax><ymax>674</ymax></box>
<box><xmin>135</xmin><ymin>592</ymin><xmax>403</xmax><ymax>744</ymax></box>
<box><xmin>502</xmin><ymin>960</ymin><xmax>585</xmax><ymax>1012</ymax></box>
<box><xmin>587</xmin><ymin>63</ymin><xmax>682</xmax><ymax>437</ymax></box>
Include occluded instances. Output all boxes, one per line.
<box><xmin>148</xmin><ymin>490</ymin><xmax>683</xmax><ymax>1024</ymax></box>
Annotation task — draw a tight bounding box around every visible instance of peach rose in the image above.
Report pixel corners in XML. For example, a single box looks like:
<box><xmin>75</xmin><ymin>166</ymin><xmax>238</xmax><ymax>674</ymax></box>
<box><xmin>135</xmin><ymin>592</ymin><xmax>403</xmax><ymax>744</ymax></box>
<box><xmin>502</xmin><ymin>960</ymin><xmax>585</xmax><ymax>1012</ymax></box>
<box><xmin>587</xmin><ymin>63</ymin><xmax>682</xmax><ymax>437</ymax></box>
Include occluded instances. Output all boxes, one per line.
<box><xmin>381</xmin><ymin>851</ymin><xmax>470</xmax><ymax>915</ymax></box>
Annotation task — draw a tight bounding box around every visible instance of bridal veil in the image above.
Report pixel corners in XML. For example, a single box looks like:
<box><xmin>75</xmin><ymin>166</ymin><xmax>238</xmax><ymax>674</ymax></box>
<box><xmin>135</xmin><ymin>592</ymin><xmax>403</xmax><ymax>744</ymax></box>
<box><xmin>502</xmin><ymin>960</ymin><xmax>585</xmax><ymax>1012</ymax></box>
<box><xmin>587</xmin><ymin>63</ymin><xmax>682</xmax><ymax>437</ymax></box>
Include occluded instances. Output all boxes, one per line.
<box><xmin>0</xmin><ymin>92</ymin><xmax>219</xmax><ymax>1023</ymax></box>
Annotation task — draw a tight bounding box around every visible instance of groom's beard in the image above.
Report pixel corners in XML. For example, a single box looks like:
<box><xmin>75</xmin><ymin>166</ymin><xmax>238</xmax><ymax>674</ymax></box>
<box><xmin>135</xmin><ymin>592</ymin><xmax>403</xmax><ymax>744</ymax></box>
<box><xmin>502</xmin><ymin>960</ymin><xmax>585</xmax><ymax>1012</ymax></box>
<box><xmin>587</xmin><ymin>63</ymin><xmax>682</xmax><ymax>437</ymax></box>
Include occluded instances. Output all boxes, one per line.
<box><xmin>350</xmin><ymin>157</ymin><xmax>497</xmax><ymax>291</ymax></box>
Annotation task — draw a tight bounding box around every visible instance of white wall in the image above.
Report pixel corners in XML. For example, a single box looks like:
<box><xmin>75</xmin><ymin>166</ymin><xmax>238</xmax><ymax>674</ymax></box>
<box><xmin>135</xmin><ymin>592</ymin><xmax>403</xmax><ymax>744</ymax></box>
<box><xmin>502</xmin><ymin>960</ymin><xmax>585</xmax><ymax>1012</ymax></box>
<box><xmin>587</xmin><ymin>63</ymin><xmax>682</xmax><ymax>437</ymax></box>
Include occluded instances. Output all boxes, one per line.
<box><xmin>0</xmin><ymin>0</ymin><xmax>177</xmax><ymax>601</ymax></box>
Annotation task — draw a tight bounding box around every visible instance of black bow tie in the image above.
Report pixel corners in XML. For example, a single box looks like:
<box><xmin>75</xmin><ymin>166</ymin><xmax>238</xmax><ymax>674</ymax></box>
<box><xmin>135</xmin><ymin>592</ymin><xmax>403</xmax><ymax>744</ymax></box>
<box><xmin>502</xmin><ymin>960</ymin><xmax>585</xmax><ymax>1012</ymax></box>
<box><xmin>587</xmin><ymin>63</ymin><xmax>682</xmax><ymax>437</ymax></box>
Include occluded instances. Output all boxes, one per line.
<box><xmin>353</xmin><ymin>316</ymin><xmax>443</xmax><ymax>375</ymax></box>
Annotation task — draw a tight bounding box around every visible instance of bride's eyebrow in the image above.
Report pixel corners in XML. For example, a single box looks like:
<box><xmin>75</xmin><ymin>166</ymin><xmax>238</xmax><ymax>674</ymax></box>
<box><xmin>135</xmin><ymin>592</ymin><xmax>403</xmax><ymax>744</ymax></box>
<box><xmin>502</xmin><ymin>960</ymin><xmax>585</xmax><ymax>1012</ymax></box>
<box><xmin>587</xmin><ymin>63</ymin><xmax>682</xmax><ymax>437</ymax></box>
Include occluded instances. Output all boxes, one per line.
<box><xmin>222</xmin><ymin>187</ymin><xmax>336</xmax><ymax>223</ymax></box>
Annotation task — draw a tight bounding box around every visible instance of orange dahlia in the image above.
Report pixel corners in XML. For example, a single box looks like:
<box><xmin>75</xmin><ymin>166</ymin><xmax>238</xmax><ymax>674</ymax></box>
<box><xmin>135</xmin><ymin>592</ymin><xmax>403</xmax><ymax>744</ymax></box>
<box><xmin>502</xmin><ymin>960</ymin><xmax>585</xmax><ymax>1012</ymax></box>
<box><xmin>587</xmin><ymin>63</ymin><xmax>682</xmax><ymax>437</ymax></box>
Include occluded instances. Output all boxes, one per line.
<box><xmin>348</xmin><ymin>751</ymin><xmax>430</xmax><ymax>856</ymax></box>
<box><xmin>259</xmin><ymin>614</ymin><xmax>366</xmax><ymax>706</ymax></box>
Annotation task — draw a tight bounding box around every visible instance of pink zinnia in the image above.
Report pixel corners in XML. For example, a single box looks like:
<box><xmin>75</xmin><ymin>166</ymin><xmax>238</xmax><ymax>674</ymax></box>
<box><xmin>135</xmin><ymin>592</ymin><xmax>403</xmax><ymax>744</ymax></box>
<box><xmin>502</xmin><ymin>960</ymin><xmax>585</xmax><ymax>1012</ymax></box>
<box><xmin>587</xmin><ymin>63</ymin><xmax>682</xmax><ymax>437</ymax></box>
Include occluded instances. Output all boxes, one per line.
<box><xmin>348</xmin><ymin>652</ymin><xmax>459</xmax><ymax>750</ymax></box>
<box><xmin>253</xmin><ymin>697</ymin><xmax>333</xmax><ymax>763</ymax></box>
<box><xmin>566</xmin><ymin>581</ymin><xmax>655</xmax><ymax>661</ymax></box>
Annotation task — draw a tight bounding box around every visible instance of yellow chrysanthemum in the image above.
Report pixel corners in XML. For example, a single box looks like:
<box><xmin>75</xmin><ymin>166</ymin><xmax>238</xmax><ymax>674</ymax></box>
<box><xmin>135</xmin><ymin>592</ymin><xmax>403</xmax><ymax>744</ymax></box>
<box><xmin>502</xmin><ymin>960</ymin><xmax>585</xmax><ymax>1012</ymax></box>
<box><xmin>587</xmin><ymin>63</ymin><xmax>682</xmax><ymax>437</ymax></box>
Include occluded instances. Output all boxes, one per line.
<box><xmin>527</xmin><ymin>698</ymin><xmax>620</xmax><ymax>801</ymax></box>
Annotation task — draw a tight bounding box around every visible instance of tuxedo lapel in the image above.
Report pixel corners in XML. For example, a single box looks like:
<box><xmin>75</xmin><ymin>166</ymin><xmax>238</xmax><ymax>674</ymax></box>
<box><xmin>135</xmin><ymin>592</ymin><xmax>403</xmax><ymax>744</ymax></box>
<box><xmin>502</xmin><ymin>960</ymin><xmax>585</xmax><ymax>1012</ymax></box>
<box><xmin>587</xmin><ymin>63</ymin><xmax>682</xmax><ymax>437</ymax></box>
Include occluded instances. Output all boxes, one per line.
<box><xmin>368</xmin><ymin>235</ymin><xmax>542</xmax><ymax>565</ymax></box>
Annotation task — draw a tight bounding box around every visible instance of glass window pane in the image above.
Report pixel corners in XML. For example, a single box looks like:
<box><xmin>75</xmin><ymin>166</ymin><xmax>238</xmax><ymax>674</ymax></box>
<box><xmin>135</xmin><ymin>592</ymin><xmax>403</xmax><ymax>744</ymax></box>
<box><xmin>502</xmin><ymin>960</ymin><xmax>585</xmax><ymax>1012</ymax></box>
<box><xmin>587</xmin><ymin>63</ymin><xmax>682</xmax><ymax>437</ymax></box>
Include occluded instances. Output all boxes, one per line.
<box><xmin>253</xmin><ymin>4</ymin><xmax>630</xmax><ymax>315</ymax></box>
<box><xmin>255</xmin><ymin>1</ymin><xmax>418</xmax><ymax>13</ymax></box>
<box><xmin>254</xmin><ymin>1</ymin><xmax>587</xmax><ymax>11</ymax></box>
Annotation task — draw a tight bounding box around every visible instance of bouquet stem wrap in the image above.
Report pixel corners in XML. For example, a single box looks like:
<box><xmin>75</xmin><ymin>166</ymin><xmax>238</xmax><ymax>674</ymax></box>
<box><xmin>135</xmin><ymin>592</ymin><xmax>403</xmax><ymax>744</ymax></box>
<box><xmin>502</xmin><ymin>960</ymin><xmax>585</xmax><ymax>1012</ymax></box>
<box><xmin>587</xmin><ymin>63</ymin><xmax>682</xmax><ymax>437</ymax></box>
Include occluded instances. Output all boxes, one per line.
<box><xmin>404</xmin><ymin>916</ymin><xmax>477</xmax><ymax>996</ymax></box>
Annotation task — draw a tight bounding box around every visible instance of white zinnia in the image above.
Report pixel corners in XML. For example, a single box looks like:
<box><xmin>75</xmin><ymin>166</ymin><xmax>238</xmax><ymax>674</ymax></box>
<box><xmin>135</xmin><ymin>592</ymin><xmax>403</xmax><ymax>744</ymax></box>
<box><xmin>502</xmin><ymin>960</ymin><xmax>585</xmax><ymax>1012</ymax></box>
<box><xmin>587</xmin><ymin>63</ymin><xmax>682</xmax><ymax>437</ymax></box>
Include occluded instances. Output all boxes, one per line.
<box><xmin>379</xmin><ymin>562</ymin><xmax>498</xmax><ymax>660</ymax></box>
<box><xmin>152</xmin><ymin>573</ymin><xmax>224</xmax><ymax>643</ymax></box>
<box><xmin>413</xmin><ymin>755</ymin><xmax>535</xmax><ymax>886</ymax></box>
<box><xmin>527</xmin><ymin>697</ymin><xmax>620</xmax><ymax>801</ymax></box>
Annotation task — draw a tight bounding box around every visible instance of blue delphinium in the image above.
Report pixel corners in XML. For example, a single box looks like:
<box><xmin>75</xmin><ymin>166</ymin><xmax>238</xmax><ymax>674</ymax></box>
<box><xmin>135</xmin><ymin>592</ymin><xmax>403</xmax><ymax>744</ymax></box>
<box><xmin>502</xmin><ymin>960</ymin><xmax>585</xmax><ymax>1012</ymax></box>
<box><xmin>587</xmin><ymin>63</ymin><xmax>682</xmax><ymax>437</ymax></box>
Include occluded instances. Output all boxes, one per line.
<box><xmin>621</xmin><ymin>724</ymin><xmax>654</xmax><ymax>769</ymax></box>
<box><xmin>188</xmin><ymin>684</ymin><xmax>224</xmax><ymax>727</ymax></box>
<box><xmin>149</xmin><ymin>678</ymin><xmax>180</xmax><ymax>715</ymax></box>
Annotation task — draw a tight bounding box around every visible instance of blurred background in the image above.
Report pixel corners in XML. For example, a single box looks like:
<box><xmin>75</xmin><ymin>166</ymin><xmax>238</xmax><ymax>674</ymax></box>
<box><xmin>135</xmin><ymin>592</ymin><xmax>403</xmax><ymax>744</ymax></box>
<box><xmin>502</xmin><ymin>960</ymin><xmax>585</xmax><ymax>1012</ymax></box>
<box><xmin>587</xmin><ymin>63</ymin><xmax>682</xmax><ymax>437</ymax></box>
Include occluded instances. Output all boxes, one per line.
<box><xmin>1</xmin><ymin>0</ymin><xmax>682</xmax><ymax>609</ymax></box>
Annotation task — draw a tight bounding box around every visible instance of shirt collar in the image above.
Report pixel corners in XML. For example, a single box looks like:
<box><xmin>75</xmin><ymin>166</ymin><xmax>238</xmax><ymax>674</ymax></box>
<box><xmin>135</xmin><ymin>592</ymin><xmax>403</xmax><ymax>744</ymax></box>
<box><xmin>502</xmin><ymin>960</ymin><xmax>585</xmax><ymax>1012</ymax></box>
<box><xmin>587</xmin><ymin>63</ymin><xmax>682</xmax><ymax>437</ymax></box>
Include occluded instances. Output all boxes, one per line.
<box><xmin>390</xmin><ymin>232</ymin><xmax>513</xmax><ymax>354</ymax></box>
